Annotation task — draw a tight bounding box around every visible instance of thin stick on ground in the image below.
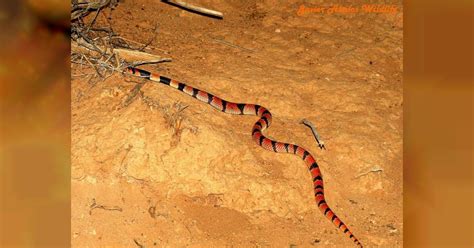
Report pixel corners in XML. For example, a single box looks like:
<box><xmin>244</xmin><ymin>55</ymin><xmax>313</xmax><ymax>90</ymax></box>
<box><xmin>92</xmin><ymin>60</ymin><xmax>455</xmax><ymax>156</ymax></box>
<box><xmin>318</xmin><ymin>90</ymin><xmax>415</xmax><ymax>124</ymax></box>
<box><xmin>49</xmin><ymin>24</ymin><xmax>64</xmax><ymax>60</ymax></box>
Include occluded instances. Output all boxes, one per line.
<box><xmin>83</xmin><ymin>53</ymin><xmax>104</xmax><ymax>77</ymax></box>
<box><xmin>301</xmin><ymin>118</ymin><xmax>326</xmax><ymax>150</ymax></box>
<box><xmin>163</xmin><ymin>0</ymin><xmax>223</xmax><ymax>18</ymax></box>
<box><xmin>89</xmin><ymin>198</ymin><xmax>123</xmax><ymax>215</ymax></box>
<box><xmin>131</xmin><ymin>58</ymin><xmax>173</xmax><ymax>67</ymax></box>
<box><xmin>354</xmin><ymin>166</ymin><xmax>384</xmax><ymax>179</ymax></box>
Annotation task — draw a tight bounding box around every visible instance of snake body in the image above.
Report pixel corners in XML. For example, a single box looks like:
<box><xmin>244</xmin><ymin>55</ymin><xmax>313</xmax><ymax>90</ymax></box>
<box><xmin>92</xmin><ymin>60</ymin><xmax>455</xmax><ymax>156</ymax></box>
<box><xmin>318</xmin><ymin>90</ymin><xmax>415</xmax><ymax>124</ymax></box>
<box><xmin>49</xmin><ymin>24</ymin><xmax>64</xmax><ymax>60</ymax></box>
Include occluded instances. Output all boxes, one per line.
<box><xmin>126</xmin><ymin>67</ymin><xmax>363</xmax><ymax>247</ymax></box>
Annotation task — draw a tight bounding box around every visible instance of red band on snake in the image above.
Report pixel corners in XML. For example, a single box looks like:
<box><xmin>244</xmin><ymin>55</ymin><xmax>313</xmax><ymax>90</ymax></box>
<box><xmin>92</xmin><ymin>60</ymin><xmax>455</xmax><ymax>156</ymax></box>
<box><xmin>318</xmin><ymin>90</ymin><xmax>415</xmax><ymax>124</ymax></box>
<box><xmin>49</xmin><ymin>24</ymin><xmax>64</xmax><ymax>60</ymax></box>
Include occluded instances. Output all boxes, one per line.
<box><xmin>126</xmin><ymin>67</ymin><xmax>363</xmax><ymax>247</ymax></box>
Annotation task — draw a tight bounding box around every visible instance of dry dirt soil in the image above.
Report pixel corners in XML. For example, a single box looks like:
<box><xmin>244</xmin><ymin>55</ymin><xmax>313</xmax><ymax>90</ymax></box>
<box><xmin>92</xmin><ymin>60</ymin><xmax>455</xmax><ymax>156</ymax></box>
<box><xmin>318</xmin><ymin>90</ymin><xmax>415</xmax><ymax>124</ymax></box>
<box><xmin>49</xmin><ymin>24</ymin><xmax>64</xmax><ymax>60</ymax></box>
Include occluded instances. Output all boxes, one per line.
<box><xmin>72</xmin><ymin>0</ymin><xmax>403</xmax><ymax>247</ymax></box>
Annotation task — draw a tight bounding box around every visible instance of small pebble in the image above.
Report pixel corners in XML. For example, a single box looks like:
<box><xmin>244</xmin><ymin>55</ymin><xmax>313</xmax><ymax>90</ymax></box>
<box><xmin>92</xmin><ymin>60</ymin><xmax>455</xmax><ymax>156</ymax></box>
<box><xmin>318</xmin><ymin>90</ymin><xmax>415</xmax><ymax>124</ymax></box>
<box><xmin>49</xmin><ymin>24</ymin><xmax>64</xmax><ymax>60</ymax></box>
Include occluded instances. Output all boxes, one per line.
<box><xmin>275</xmin><ymin>28</ymin><xmax>281</xmax><ymax>33</ymax></box>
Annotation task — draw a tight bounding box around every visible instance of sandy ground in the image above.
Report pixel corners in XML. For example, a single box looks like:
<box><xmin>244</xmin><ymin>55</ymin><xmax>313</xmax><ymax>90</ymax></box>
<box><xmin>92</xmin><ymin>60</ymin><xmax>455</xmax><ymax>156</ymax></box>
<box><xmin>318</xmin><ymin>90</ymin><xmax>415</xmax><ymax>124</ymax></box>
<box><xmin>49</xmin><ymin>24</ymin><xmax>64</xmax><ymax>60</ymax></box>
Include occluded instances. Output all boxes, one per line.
<box><xmin>72</xmin><ymin>0</ymin><xmax>403</xmax><ymax>247</ymax></box>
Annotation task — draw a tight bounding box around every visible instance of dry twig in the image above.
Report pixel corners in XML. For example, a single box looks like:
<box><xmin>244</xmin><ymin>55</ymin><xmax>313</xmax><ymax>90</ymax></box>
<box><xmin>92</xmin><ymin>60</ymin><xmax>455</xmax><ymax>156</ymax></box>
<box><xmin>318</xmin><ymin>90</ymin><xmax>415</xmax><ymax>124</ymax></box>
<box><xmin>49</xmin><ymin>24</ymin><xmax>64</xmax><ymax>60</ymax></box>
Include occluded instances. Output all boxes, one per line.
<box><xmin>133</xmin><ymin>239</ymin><xmax>145</xmax><ymax>248</ymax></box>
<box><xmin>89</xmin><ymin>198</ymin><xmax>123</xmax><ymax>215</ymax></box>
<box><xmin>71</xmin><ymin>0</ymin><xmax>118</xmax><ymax>20</ymax></box>
<box><xmin>301</xmin><ymin>119</ymin><xmax>326</xmax><ymax>150</ymax></box>
<box><xmin>163</xmin><ymin>0</ymin><xmax>223</xmax><ymax>18</ymax></box>
<box><xmin>354</xmin><ymin>166</ymin><xmax>384</xmax><ymax>179</ymax></box>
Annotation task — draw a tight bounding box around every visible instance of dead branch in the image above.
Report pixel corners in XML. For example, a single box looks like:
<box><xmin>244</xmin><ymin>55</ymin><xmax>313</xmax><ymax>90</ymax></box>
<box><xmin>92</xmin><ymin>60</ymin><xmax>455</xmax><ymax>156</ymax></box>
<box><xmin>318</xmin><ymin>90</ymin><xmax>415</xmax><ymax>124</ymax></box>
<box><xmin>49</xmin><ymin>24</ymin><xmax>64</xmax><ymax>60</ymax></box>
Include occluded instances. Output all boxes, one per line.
<box><xmin>114</xmin><ymin>48</ymin><xmax>171</xmax><ymax>63</ymax></box>
<box><xmin>71</xmin><ymin>0</ymin><xmax>118</xmax><ymax>20</ymax></box>
<box><xmin>131</xmin><ymin>58</ymin><xmax>173</xmax><ymax>67</ymax></box>
<box><xmin>163</xmin><ymin>0</ymin><xmax>223</xmax><ymax>18</ymax></box>
<box><xmin>71</xmin><ymin>0</ymin><xmax>171</xmax><ymax>84</ymax></box>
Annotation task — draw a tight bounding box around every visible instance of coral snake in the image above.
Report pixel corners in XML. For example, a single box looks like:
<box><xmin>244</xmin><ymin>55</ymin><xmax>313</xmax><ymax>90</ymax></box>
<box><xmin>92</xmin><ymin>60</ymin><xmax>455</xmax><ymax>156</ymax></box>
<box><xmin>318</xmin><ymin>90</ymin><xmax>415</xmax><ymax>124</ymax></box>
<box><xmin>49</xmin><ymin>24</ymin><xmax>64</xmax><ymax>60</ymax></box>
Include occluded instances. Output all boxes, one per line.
<box><xmin>126</xmin><ymin>67</ymin><xmax>363</xmax><ymax>247</ymax></box>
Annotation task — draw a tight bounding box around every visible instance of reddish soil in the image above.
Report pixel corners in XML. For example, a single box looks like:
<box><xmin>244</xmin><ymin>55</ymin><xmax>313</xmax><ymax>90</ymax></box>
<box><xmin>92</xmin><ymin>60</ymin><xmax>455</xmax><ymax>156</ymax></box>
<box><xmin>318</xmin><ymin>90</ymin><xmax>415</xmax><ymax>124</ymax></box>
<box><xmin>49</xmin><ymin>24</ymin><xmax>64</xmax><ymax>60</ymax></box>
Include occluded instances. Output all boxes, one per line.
<box><xmin>72</xmin><ymin>0</ymin><xmax>402</xmax><ymax>247</ymax></box>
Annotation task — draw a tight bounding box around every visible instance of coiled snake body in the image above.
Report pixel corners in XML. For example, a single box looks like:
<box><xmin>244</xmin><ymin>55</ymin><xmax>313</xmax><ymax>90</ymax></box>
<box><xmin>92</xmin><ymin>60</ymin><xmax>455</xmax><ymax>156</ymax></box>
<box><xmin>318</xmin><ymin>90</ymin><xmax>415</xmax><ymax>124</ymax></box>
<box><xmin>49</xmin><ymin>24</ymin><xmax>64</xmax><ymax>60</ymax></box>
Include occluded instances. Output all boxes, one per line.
<box><xmin>126</xmin><ymin>67</ymin><xmax>363</xmax><ymax>247</ymax></box>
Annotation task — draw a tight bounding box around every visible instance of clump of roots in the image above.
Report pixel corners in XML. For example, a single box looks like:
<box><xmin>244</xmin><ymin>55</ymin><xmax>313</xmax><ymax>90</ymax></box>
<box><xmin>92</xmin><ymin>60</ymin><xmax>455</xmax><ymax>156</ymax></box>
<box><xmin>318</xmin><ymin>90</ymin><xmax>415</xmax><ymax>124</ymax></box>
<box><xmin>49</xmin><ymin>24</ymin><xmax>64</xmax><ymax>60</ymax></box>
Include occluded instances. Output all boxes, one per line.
<box><xmin>71</xmin><ymin>0</ymin><xmax>171</xmax><ymax>84</ymax></box>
